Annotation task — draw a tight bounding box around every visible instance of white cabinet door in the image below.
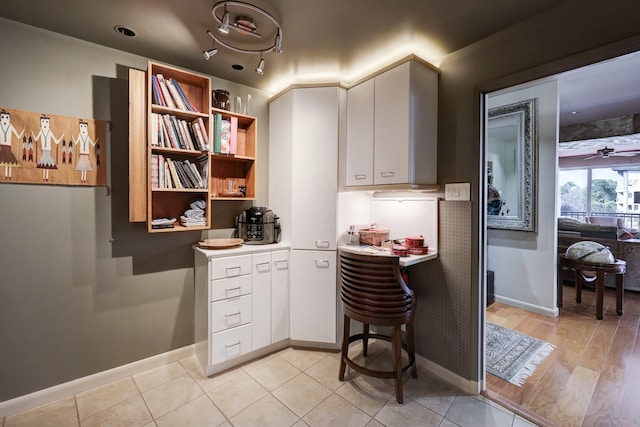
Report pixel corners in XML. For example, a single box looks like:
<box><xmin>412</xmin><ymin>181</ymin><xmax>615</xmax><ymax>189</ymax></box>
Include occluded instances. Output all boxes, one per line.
<box><xmin>290</xmin><ymin>250</ymin><xmax>337</xmax><ymax>344</ymax></box>
<box><xmin>252</xmin><ymin>252</ymin><xmax>272</xmax><ymax>350</ymax></box>
<box><xmin>271</xmin><ymin>250</ymin><xmax>290</xmax><ymax>342</ymax></box>
<box><xmin>374</xmin><ymin>62</ymin><xmax>411</xmax><ymax>185</ymax></box>
<box><xmin>346</xmin><ymin>79</ymin><xmax>374</xmax><ymax>186</ymax></box>
<box><xmin>290</xmin><ymin>88</ymin><xmax>339</xmax><ymax>250</ymax></box>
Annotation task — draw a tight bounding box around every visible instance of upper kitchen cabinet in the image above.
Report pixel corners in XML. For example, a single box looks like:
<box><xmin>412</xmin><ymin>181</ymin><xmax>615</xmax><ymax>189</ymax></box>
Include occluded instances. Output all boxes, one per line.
<box><xmin>345</xmin><ymin>58</ymin><xmax>439</xmax><ymax>189</ymax></box>
<box><xmin>269</xmin><ymin>86</ymin><xmax>344</xmax><ymax>250</ymax></box>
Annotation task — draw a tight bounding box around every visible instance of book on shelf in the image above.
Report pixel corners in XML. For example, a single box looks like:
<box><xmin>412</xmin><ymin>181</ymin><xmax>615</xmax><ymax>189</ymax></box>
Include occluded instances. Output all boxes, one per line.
<box><xmin>164</xmin><ymin>160</ymin><xmax>172</xmax><ymax>188</ymax></box>
<box><xmin>158</xmin><ymin>154</ymin><xmax>165</xmax><ymax>188</ymax></box>
<box><xmin>151</xmin><ymin>75</ymin><xmax>164</xmax><ymax>106</ymax></box>
<box><xmin>194</xmin><ymin>117</ymin><xmax>209</xmax><ymax>151</ymax></box>
<box><xmin>182</xmin><ymin>160</ymin><xmax>204</xmax><ymax>188</ymax></box>
<box><xmin>161</xmin><ymin>115</ymin><xmax>179</xmax><ymax>149</ymax></box>
<box><xmin>197</xmin><ymin>154</ymin><xmax>209</xmax><ymax>187</ymax></box>
<box><xmin>220</xmin><ymin>119</ymin><xmax>231</xmax><ymax>154</ymax></box>
<box><xmin>230</xmin><ymin>116</ymin><xmax>238</xmax><ymax>154</ymax></box>
<box><xmin>166</xmin><ymin>158</ymin><xmax>183</xmax><ymax>189</ymax></box>
<box><xmin>151</xmin><ymin>113</ymin><xmax>158</xmax><ymax>146</ymax></box>
<box><xmin>151</xmin><ymin>154</ymin><xmax>160</xmax><ymax>189</ymax></box>
<box><xmin>187</xmin><ymin>122</ymin><xmax>201</xmax><ymax>151</ymax></box>
<box><xmin>155</xmin><ymin>74</ymin><xmax>176</xmax><ymax>109</ymax></box>
<box><xmin>165</xmin><ymin>78</ymin><xmax>187</xmax><ymax>110</ymax></box>
<box><xmin>213</xmin><ymin>113</ymin><xmax>222</xmax><ymax>153</ymax></box>
<box><xmin>169</xmin><ymin>78</ymin><xmax>199</xmax><ymax>112</ymax></box>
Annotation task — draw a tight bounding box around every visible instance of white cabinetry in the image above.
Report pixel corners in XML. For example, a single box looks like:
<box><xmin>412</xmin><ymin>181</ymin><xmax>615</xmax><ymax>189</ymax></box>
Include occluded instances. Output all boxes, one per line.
<box><xmin>346</xmin><ymin>59</ymin><xmax>439</xmax><ymax>189</ymax></box>
<box><xmin>289</xmin><ymin>250</ymin><xmax>337</xmax><ymax>344</ymax></box>
<box><xmin>269</xmin><ymin>87</ymin><xmax>343</xmax><ymax>250</ymax></box>
<box><xmin>269</xmin><ymin>86</ymin><xmax>343</xmax><ymax>348</ymax></box>
<box><xmin>194</xmin><ymin>244</ymin><xmax>290</xmax><ymax>376</ymax></box>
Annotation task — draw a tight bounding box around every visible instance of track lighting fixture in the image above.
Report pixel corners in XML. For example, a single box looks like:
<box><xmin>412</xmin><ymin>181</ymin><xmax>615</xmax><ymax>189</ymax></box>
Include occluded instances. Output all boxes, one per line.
<box><xmin>273</xmin><ymin>29</ymin><xmax>282</xmax><ymax>54</ymax></box>
<box><xmin>203</xmin><ymin>1</ymin><xmax>283</xmax><ymax>75</ymax></box>
<box><xmin>255</xmin><ymin>55</ymin><xmax>265</xmax><ymax>75</ymax></box>
<box><xmin>218</xmin><ymin>5</ymin><xmax>230</xmax><ymax>34</ymax></box>
<box><xmin>203</xmin><ymin>40</ymin><xmax>218</xmax><ymax>60</ymax></box>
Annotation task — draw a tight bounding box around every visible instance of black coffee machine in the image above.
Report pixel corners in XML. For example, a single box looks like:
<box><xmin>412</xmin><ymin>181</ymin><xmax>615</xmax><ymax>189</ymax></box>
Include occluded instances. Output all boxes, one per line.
<box><xmin>234</xmin><ymin>207</ymin><xmax>281</xmax><ymax>244</ymax></box>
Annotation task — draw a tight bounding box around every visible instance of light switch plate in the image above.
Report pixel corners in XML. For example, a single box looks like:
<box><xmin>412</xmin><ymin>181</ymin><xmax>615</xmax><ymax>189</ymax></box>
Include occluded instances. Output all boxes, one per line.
<box><xmin>445</xmin><ymin>183</ymin><xmax>471</xmax><ymax>201</ymax></box>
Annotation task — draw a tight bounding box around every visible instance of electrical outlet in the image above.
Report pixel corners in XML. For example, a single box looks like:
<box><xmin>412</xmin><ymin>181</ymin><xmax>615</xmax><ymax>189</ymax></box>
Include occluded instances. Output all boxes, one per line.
<box><xmin>445</xmin><ymin>183</ymin><xmax>471</xmax><ymax>201</ymax></box>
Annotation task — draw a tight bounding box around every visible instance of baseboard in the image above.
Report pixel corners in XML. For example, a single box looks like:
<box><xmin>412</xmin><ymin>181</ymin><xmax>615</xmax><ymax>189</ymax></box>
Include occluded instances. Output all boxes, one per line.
<box><xmin>416</xmin><ymin>353</ymin><xmax>481</xmax><ymax>395</ymax></box>
<box><xmin>0</xmin><ymin>345</ymin><xmax>195</xmax><ymax>418</ymax></box>
<box><xmin>495</xmin><ymin>295</ymin><xmax>559</xmax><ymax>317</ymax></box>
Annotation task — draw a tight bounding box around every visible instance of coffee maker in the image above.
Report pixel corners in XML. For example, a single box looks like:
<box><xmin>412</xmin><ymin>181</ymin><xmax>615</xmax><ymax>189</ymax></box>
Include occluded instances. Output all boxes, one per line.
<box><xmin>234</xmin><ymin>207</ymin><xmax>281</xmax><ymax>244</ymax></box>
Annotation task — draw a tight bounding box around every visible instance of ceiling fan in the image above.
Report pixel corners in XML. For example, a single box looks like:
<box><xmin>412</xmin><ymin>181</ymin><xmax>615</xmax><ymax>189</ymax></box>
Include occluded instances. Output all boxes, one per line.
<box><xmin>583</xmin><ymin>146</ymin><xmax>640</xmax><ymax>160</ymax></box>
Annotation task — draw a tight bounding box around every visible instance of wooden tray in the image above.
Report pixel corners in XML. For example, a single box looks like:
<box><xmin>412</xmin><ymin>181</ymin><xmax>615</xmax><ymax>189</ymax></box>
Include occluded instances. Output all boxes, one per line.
<box><xmin>198</xmin><ymin>238</ymin><xmax>243</xmax><ymax>249</ymax></box>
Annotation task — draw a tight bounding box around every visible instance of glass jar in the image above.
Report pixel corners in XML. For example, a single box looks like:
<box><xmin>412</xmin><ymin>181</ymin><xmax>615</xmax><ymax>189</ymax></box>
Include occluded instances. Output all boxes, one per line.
<box><xmin>212</xmin><ymin>89</ymin><xmax>230</xmax><ymax>110</ymax></box>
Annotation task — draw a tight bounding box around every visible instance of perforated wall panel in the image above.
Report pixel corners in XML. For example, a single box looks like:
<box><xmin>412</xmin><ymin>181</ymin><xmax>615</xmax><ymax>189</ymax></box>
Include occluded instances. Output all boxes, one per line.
<box><xmin>407</xmin><ymin>200</ymin><xmax>473</xmax><ymax>378</ymax></box>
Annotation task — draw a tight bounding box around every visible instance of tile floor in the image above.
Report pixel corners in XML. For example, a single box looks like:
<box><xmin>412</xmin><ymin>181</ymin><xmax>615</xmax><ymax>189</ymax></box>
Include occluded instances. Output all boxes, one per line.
<box><xmin>2</xmin><ymin>343</ymin><xmax>537</xmax><ymax>427</ymax></box>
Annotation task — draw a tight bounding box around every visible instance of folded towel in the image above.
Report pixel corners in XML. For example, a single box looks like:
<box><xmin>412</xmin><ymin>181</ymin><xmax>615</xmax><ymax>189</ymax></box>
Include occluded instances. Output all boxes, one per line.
<box><xmin>183</xmin><ymin>209</ymin><xmax>204</xmax><ymax>219</ymax></box>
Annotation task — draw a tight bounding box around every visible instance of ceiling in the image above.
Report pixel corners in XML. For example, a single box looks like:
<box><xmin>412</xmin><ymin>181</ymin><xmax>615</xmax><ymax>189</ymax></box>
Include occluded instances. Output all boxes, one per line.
<box><xmin>1</xmin><ymin>0</ymin><xmax>639</xmax><ymax>125</ymax></box>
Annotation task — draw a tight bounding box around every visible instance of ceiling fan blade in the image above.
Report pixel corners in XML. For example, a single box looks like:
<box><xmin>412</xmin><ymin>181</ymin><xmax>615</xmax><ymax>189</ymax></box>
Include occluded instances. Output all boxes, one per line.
<box><xmin>612</xmin><ymin>151</ymin><xmax>640</xmax><ymax>157</ymax></box>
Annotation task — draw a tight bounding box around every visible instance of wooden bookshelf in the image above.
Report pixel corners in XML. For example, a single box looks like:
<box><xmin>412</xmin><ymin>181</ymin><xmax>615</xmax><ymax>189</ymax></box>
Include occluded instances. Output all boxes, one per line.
<box><xmin>128</xmin><ymin>61</ymin><xmax>212</xmax><ymax>233</ymax></box>
<box><xmin>210</xmin><ymin>108</ymin><xmax>257</xmax><ymax>200</ymax></box>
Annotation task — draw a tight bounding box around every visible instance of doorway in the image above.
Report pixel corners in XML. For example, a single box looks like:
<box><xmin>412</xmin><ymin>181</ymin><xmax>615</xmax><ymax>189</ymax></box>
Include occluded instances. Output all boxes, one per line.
<box><xmin>481</xmin><ymin>51</ymin><xmax>640</xmax><ymax>424</ymax></box>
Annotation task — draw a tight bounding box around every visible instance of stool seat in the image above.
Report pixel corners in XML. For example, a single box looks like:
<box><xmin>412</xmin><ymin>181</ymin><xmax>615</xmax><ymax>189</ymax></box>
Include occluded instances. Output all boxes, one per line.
<box><xmin>557</xmin><ymin>255</ymin><xmax>626</xmax><ymax>319</ymax></box>
<box><xmin>338</xmin><ymin>250</ymin><xmax>417</xmax><ymax>404</ymax></box>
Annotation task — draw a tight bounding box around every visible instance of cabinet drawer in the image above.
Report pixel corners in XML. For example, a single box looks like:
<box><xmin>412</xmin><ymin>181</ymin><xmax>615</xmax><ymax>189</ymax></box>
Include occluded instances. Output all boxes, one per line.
<box><xmin>211</xmin><ymin>275</ymin><xmax>252</xmax><ymax>301</ymax></box>
<box><xmin>210</xmin><ymin>324</ymin><xmax>252</xmax><ymax>364</ymax></box>
<box><xmin>210</xmin><ymin>255</ymin><xmax>252</xmax><ymax>279</ymax></box>
<box><xmin>211</xmin><ymin>295</ymin><xmax>252</xmax><ymax>332</ymax></box>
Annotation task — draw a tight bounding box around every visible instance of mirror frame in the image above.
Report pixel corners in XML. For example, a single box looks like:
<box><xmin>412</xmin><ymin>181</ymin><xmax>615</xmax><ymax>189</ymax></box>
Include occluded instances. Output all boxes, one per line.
<box><xmin>487</xmin><ymin>98</ymin><xmax>538</xmax><ymax>232</ymax></box>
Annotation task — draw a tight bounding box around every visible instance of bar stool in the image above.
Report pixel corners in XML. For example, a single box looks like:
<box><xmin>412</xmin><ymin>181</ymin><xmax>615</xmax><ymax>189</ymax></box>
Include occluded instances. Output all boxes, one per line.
<box><xmin>557</xmin><ymin>254</ymin><xmax>626</xmax><ymax>320</ymax></box>
<box><xmin>338</xmin><ymin>249</ymin><xmax>417</xmax><ymax>404</ymax></box>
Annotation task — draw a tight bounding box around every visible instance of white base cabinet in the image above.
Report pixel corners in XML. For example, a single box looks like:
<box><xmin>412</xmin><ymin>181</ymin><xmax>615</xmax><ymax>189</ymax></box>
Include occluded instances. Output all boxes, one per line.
<box><xmin>289</xmin><ymin>250</ymin><xmax>337</xmax><ymax>346</ymax></box>
<box><xmin>194</xmin><ymin>244</ymin><xmax>290</xmax><ymax>376</ymax></box>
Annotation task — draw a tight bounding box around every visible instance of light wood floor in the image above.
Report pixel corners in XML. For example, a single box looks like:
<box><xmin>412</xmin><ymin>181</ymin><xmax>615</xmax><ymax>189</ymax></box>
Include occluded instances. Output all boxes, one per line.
<box><xmin>485</xmin><ymin>284</ymin><xmax>640</xmax><ymax>427</ymax></box>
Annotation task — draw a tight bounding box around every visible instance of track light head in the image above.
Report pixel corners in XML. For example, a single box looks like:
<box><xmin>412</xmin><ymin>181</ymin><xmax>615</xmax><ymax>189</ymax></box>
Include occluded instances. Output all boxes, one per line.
<box><xmin>273</xmin><ymin>30</ymin><xmax>282</xmax><ymax>54</ymax></box>
<box><xmin>218</xmin><ymin>7</ymin><xmax>230</xmax><ymax>34</ymax></box>
<box><xmin>203</xmin><ymin>47</ymin><xmax>218</xmax><ymax>60</ymax></box>
<box><xmin>255</xmin><ymin>57</ymin><xmax>265</xmax><ymax>75</ymax></box>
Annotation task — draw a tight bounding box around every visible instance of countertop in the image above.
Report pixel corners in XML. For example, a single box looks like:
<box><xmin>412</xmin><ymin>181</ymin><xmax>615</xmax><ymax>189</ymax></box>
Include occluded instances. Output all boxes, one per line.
<box><xmin>338</xmin><ymin>245</ymin><xmax>438</xmax><ymax>267</ymax></box>
<box><xmin>195</xmin><ymin>242</ymin><xmax>291</xmax><ymax>258</ymax></box>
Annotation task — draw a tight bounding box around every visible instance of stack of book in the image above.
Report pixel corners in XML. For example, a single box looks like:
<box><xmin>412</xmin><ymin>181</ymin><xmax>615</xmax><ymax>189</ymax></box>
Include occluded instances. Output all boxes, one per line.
<box><xmin>151</xmin><ymin>113</ymin><xmax>209</xmax><ymax>151</ymax></box>
<box><xmin>212</xmin><ymin>113</ymin><xmax>238</xmax><ymax>154</ymax></box>
<box><xmin>151</xmin><ymin>74</ymin><xmax>199</xmax><ymax>112</ymax></box>
<box><xmin>151</xmin><ymin>155</ymin><xmax>208</xmax><ymax>189</ymax></box>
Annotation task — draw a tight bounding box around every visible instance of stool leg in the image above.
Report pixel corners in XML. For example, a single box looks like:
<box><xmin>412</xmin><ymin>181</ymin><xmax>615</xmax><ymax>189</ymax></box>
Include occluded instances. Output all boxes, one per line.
<box><xmin>392</xmin><ymin>325</ymin><xmax>403</xmax><ymax>404</ymax></box>
<box><xmin>407</xmin><ymin>321</ymin><xmax>417</xmax><ymax>379</ymax></box>
<box><xmin>616</xmin><ymin>273</ymin><xmax>624</xmax><ymax>316</ymax></box>
<box><xmin>339</xmin><ymin>314</ymin><xmax>350</xmax><ymax>381</ymax></box>
<box><xmin>596</xmin><ymin>272</ymin><xmax>604</xmax><ymax>320</ymax></box>
<box><xmin>362</xmin><ymin>323</ymin><xmax>369</xmax><ymax>357</ymax></box>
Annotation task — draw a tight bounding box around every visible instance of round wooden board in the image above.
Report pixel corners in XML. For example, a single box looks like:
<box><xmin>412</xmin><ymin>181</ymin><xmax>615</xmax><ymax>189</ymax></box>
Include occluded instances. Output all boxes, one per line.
<box><xmin>198</xmin><ymin>238</ymin><xmax>244</xmax><ymax>249</ymax></box>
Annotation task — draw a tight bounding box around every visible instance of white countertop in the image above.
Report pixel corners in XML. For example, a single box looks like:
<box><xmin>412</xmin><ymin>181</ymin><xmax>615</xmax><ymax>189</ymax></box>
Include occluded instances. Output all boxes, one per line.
<box><xmin>338</xmin><ymin>245</ymin><xmax>438</xmax><ymax>267</ymax></box>
<box><xmin>195</xmin><ymin>242</ymin><xmax>291</xmax><ymax>258</ymax></box>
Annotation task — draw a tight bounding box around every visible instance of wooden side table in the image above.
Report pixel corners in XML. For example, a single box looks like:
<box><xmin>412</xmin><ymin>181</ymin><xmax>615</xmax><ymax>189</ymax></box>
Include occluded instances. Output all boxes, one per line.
<box><xmin>557</xmin><ymin>255</ymin><xmax>626</xmax><ymax>320</ymax></box>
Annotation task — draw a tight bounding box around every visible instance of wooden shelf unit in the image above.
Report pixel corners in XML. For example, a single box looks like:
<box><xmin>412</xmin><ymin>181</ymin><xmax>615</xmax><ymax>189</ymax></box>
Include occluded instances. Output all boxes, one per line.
<box><xmin>147</xmin><ymin>62</ymin><xmax>212</xmax><ymax>232</ymax></box>
<box><xmin>210</xmin><ymin>108</ymin><xmax>257</xmax><ymax>200</ymax></box>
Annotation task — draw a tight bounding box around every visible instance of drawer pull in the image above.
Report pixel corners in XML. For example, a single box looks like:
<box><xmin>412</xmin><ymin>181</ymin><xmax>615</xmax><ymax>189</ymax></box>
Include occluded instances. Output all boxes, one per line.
<box><xmin>315</xmin><ymin>260</ymin><xmax>330</xmax><ymax>268</ymax></box>
<box><xmin>256</xmin><ymin>261</ymin><xmax>271</xmax><ymax>272</ymax></box>
<box><xmin>315</xmin><ymin>240</ymin><xmax>330</xmax><ymax>248</ymax></box>
<box><xmin>225</xmin><ymin>311</ymin><xmax>241</xmax><ymax>318</ymax></box>
<box><xmin>354</xmin><ymin>174</ymin><xmax>367</xmax><ymax>180</ymax></box>
<box><xmin>275</xmin><ymin>260</ymin><xmax>288</xmax><ymax>269</ymax></box>
<box><xmin>225</xmin><ymin>341</ymin><xmax>241</xmax><ymax>348</ymax></box>
<box><xmin>380</xmin><ymin>171</ymin><xmax>395</xmax><ymax>178</ymax></box>
<box><xmin>225</xmin><ymin>266</ymin><xmax>241</xmax><ymax>277</ymax></box>
<box><xmin>225</xmin><ymin>286</ymin><xmax>241</xmax><ymax>296</ymax></box>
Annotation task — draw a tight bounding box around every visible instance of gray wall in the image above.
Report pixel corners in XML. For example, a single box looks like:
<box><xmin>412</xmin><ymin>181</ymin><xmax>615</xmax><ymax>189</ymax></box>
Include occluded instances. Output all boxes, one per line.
<box><xmin>0</xmin><ymin>18</ymin><xmax>268</xmax><ymax>401</ymax></box>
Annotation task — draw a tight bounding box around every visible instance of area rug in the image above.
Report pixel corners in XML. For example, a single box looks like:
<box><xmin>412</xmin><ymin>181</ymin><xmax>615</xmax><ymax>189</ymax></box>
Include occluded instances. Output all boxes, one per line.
<box><xmin>486</xmin><ymin>322</ymin><xmax>555</xmax><ymax>386</ymax></box>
